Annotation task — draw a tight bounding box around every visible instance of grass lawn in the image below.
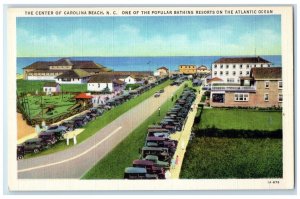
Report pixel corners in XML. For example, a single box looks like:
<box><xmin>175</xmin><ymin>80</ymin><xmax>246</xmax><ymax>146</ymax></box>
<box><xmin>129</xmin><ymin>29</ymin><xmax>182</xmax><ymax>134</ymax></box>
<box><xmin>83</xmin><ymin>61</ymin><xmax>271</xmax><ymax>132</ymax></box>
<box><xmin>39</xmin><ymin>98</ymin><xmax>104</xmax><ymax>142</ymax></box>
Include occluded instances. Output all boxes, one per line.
<box><xmin>20</xmin><ymin>94</ymin><xmax>75</xmax><ymax>119</ymax></box>
<box><xmin>17</xmin><ymin>79</ymin><xmax>87</xmax><ymax>93</ymax></box>
<box><xmin>25</xmin><ymin>79</ymin><xmax>172</xmax><ymax>158</ymax></box>
<box><xmin>180</xmin><ymin>108</ymin><xmax>283</xmax><ymax>179</ymax></box>
<box><xmin>82</xmin><ymin>82</ymin><xmax>187</xmax><ymax>179</ymax></box>
<box><xmin>180</xmin><ymin>137</ymin><xmax>282</xmax><ymax>179</ymax></box>
<box><xmin>125</xmin><ymin>84</ymin><xmax>141</xmax><ymax>90</ymax></box>
<box><xmin>199</xmin><ymin>109</ymin><xmax>282</xmax><ymax>131</ymax></box>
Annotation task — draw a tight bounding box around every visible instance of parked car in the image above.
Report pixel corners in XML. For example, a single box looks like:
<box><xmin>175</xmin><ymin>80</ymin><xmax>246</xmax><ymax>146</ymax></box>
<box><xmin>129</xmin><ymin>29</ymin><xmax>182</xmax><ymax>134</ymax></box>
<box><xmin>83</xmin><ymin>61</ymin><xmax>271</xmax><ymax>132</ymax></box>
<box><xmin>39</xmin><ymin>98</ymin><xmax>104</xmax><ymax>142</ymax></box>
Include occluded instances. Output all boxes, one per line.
<box><xmin>17</xmin><ymin>145</ymin><xmax>25</xmax><ymax>160</ymax></box>
<box><xmin>21</xmin><ymin>138</ymin><xmax>48</xmax><ymax>154</ymax></box>
<box><xmin>124</xmin><ymin>167</ymin><xmax>158</xmax><ymax>179</ymax></box>
<box><xmin>72</xmin><ymin>116</ymin><xmax>88</xmax><ymax>127</ymax></box>
<box><xmin>90</xmin><ymin>107</ymin><xmax>103</xmax><ymax>116</ymax></box>
<box><xmin>45</xmin><ymin>125</ymin><xmax>68</xmax><ymax>141</ymax></box>
<box><xmin>154</xmin><ymin>92</ymin><xmax>160</xmax><ymax>98</ymax></box>
<box><xmin>139</xmin><ymin>146</ymin><xmax>171</xmax><ymax>162</ymax></box>
<box><xmin>61</xmin><ymin>120</ymin><xmax>81</xmax><ymax>131</ymax></box>
<box><xmin>145</xmin><ymin>136</ymin><xmax>177</xmax><ymax>149</ymax></box>
<box><xmin>38</xmin><ymin>131</ymin><xmax>57</xmax><ymax>145</ymax></box>
<box><xmin>159</xmin><ymin>89</ymin><xmax>164</xmax><ymax>93</ymax></box>
<box><xmin>143</xmin><ymin>155</ymin><xmax>170</xmax><ymax>169</ymax></box>
<box><xmin>132</xmin><ymin>160</ymin><xmax>165</xmax><ymax>179</ymax></box>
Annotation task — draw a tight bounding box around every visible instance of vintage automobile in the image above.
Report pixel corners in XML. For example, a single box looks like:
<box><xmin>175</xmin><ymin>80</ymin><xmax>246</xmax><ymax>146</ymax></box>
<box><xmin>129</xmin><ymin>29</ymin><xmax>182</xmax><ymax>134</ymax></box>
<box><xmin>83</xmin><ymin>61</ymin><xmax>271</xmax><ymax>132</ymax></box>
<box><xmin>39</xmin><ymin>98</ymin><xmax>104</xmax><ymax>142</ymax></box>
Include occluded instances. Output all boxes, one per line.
<box><xmin>159</xmin><ymin>89</ymin><xmax>165</xmax><ymax>93</ymax></box>
<box><xmin>21</xmin><ymin>138</ymin><xmax>48</xmax><ymax>154</ymax></box>
<box><xmin>147</xmin><ymin>128</ymin><xmax>170</xmax><ymax>138</ymax></box>
<box><xmin>143</xmin><ymin>155</ymin><xmax>170</xmax><ymax>169</ymax></box>
<box><xmin>89</xmin><ymin>107</ymin><xmax>104</xmax><ymax>116</ymax></box>
<box><xmin>38</xmin><ymin>131</ymin><xmax>58</xmax><ymax>145</ymax></box>
<box><xmin>124</xmin><ymin>167</ymin><xmax>158</xmax><ymax>179</ymax></box>
<box><xmin>139</xmin><ymin>146</ymin><xmax>172</xmax><ymax>162</ymax></box>
<box><xmin>72</xmin><ymin>116</ymin><xmax>88</xmax><ymax>127</ymax></box>
<box><xmin>17</xmin><ymin>145</ymin><xmax>25</xmax><ymax>160</ymax></box>
<box><xmin>61</xmin><ymin>120</ymin><xmax>81</xmax><ymax>131</ymax></box>
<box><xmin>154</xmin><ymin>92</ymin><xmax>160</xmax><ymax>98</ymax></box>
<box><xmin>145</xmin><ymin>136</ymin><xmax>177</xmax><ymax>149</ymax></box>
<box><xmin>44</xmin><ymin>125</ymin><xmax>68</xmax><ymax>141</ymax></box>
<box><xmin>132</xmin><ymin>160</ymin><xmax>165</xmax><ymax>179</ymax></box>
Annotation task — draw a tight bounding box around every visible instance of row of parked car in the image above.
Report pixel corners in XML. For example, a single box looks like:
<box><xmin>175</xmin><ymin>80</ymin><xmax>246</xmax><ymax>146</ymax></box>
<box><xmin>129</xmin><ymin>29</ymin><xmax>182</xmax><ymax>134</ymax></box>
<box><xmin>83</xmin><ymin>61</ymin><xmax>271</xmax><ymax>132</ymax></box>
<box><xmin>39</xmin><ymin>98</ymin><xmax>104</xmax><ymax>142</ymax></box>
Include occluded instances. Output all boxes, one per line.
<box><xmin>16</xmin><ymin>106</ymin><xmax>108</xmax><ymax>160</ymax></box>
<box><xmin>17</xmin><ymin>77</ymin><xmax>170</xmax><ymax>160</ymax></box>
<box><xmin>124</xmin><ymin>87</ymin><xmax>196</xmax><ymax>179</ymax></box>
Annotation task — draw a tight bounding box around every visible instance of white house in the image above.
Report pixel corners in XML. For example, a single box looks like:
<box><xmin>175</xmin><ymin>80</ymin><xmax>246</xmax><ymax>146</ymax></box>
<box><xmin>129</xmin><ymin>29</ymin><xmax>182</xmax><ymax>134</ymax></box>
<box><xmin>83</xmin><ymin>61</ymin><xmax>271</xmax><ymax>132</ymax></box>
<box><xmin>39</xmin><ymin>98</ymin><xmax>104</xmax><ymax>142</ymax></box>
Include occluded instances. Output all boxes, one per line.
<box><xmin>87</xmin><ymin>75</ymin><xmax>125</xmax><ymax>93</ymax></box>
<box><xmin>43</xmin><ymin>82</ymin><xmax>61</xmax><ymax>94</ymax></box>
<box><xmin>55</xmin><ymin>69</ymin><xmax>91</xmax><ymax>84</ymax></box>
<box><xmin>212</xmin><ymin>56</ymin><xmax>271</xmax><ymax>83</ymax></box>
<box><xmin>154</xmin><ymin>67</ymin><xmax>169</xmax><ymax>77</ymax></box>
<box><xmin>123</xmin><ymin>75</ymin><xmax>136</xmax><ymax>84</ymax></box>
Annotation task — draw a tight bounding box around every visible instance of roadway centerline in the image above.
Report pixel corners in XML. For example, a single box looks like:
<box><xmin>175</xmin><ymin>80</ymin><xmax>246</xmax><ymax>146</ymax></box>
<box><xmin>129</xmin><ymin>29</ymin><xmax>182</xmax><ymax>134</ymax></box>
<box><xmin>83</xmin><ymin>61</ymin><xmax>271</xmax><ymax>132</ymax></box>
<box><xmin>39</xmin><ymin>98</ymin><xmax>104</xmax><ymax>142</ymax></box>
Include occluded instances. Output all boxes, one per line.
<box><xmin>18</xmin><ymin>126</ymin><xmax>123</xmax><ymax>173</ymax></box>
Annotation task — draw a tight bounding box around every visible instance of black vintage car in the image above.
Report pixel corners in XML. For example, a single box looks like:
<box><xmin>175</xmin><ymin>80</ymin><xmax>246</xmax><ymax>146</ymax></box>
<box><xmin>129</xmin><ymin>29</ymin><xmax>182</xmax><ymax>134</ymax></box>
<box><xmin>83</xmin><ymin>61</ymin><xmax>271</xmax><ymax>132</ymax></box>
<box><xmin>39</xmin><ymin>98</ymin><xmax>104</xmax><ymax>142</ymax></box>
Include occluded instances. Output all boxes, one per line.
<box><xmin>61</xmin><ymin>120</ymin><xmax>81</xmax><ymax>131</ymax></box>
<box><xmin>21</xmin><ymin>138</ymin><xmax>48</xmax><ymax>154</ymax></box>
<box><xmin>72</xmin><ymin>116</ymin><xmax>89</xmax><ymax>126</ymax></box>
<box><xmin>17</xmin><ymin>145</ymin><xmax>25</xmax><ymax>160</ymax></box>
<box><xmin>38</xmin><ymin>131</ymin><xmax>58</xmax><ymax>145</ymax></box>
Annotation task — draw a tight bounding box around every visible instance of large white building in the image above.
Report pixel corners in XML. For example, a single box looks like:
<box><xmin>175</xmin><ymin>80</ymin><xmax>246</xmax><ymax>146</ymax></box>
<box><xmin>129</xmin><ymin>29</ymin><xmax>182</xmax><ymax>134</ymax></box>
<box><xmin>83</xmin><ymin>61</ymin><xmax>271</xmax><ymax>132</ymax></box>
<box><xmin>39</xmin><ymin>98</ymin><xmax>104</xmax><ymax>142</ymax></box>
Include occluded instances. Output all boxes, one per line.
<box><xmin>212</xmin><ymin>56</ymin><xmax>271</xmax><ymax>83</ymax></box>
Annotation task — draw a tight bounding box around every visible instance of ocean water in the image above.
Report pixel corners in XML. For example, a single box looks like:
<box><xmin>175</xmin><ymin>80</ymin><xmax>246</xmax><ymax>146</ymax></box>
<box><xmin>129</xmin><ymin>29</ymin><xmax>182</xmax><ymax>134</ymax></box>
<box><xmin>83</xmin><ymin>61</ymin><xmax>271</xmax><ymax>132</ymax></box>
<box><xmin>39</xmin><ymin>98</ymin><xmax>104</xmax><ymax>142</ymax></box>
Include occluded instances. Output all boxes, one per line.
<box><xmin>16</xmin><ymin>55</ymin><xmax>282</xmax><ymax>74</ymax></box>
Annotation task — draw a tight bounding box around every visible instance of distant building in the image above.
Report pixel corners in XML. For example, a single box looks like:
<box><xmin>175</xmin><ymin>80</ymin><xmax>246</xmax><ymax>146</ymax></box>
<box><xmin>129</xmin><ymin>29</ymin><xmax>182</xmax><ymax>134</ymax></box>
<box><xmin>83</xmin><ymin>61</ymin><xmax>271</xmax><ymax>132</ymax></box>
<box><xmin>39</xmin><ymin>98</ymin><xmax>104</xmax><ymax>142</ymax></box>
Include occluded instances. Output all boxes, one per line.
<box><xmin>43</xmin><ymin>82</ymin><xmax>61</xmax><ymax>94</ymax></box>
<box><xmin>154</xmin><ymin>67</ymin><xmax>169</xmax><ymax>77</ymax></box>
<box><xmin>197</xmin><ymin>65</ymin><xmax>211</xmax><ymax>75</ymax></box>
<box><xmin>179</xmin><ymin>65</ymin><xmax>197</xmax><ymax>74</ymax></box>
<box><xmin>209</xmin><ymin>67</ymin><xmax>282</xmax><ymax>108</ymax></box>
<box><xmin>23</xmin><ymin>58</ymin><xmax>109</xmax><ymax>81</ymax></box>
<box><xmin>212</xmin><ymin>56</ymin><xmax>272</xmax><ymax>83</ymax></box>
<box><xmin>55</xmin><ymin>69</ymin><xmax>91</xmax><ymax>84</ymax></box>
<box><xmin>87</xmin><ymin>75</ymin><xmax>125</xmax><ymax>93</ymax></box>
<box><xmin>123</xmin><ymin>75</ymin><xmax>137</xmax><ymax>85</ymax></box>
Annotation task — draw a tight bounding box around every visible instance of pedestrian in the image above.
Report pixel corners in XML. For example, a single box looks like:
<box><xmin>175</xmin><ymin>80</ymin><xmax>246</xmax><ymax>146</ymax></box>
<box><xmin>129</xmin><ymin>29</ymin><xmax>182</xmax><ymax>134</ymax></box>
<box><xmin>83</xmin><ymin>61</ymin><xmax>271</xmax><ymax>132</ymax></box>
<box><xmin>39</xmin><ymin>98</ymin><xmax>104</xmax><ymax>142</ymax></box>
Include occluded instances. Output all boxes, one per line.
<box><xmin>175</xmin><ymin>155</ymin><xmax>179</xmax><ymax>165</ymax></box>
<box><xmin>158</xmin><ymin>107</ymin><xmax>161</xmax><ymax>116</ymax></box>
<box><xmin>171</xmin><ymin>158</ymin><xmax>176</xmax><ymax>169</ymax></box>
<box><xmin>190</xmin><ymin>104</ymin><xmax>193</xmax><ymax>112</ymax></box>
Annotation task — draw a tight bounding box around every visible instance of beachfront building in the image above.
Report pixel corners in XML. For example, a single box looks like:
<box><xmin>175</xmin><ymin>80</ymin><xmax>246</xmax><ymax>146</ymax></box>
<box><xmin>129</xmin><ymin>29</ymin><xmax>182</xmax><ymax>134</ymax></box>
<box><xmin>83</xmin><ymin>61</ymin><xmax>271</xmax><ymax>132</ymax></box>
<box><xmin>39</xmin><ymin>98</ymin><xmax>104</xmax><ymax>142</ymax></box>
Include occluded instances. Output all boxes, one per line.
<box><xmin>209</xmin><ymin>67</ymin><xmax>282</xmax><ymax>108</ymax></box>
<box><xmin>197</xmin><ymin>65</ymin><xmax>211</xmax><ymax>75</ymax></box>
<box><xmin>87</xmin><ymin>75</ymin><xmax>125</xmax><ymax>93</ymax></box>
<box><xmin>23</xmin><ymin>58</ymin><xmax>109</xmax><ymax>81</ymax></box>
<box><xmin>212</xmin><ymin>56</ymin><xmax>272</xmax><ymax>83</ymax></box>
<box><xmin>154</xmin><ymin>66</ymin><xmax>169</xmax><ymax>77</ymax></box>
<box><xmin>123</xmin><ymin>75</ymin><xmax>137</xmax><ymax>85</ymax></box>
<box><xmin>43</xmin><ymin>82</ymin><xmax>61</xmax><ymax>94</ymax></box>
<box><xmin>179</xmin><ymin>65</ymin><xmax>197</xmax><ymax>74</ymax></box>
<box><xmin>55</xmin><ymin>69</ymin><xmax>91</xmax><ymax>84</ymax></box>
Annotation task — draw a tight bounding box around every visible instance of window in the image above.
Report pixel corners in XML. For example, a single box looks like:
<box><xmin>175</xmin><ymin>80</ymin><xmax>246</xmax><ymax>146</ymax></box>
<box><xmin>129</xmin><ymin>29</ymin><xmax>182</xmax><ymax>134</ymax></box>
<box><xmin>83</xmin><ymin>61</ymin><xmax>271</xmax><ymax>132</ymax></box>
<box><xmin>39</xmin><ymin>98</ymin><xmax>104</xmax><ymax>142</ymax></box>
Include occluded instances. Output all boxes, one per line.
<box><xmin>227</xmin><ymin>78</ymin><xmax>234</xmax><ymax>83</ymax></box>
<box><xmin>265</xmin><ymin>81</ymin><xmax>270</xmax><ymax>89</ymax></box>
<box><xmin>214</xmin><ymin>64</ymin><xmax>217</xmax><ymax>68</ymax></box>
<box><xmin>226</xmin><ymin>65</ymin><xmax>229</xmax><ymax>69</ymax></box>
<box><xmin>268</xmin><ymin>64</ymin><xmax>271</xmax><ymax>67</ymax></box>
<box><xmin>220</xmin><ymin>65</ymin><xmax>223</xmax><ymax>69</ymax></box>
<box><xmin>98</xmin><ymin>83</ymin><xmax>100</xmax><ymax>88</ymax></box>
<box><xmin>225</xmin><ymin>71</ymin><xmax>229</xmax><ymax>76</ymax></box>
<box><xmin>278</xmin><ymin>94</ymin><xmax>283</xmax><ymax>102</ymax></box>
<box><xmin>233</xmin><ymin>71</ymin><xmax>236</xmax><ymax>76</ymax></box>
<box><xmin>254</xmin><ymin>64</ymin><xmax>256</xmax><ymax>67</ymax></box>
<box><xmin>234</xmin><ymin>93</ymin><xmax>249</xmax><ymax>102</ymax></box>
<box><xmin>246</xmin><ymin>71</ymin><xmax>250</xmax><ymax>75</ymax></box>
<box><xmin>212</xmin><ymin>93</ymin><xmax>225</xmax><ymax>103</ymax></box>
<box><xmin>240</xmin><ymin>64</ymin><xmax>243</xmax><ymax>69</ymax></box>
<box><xmin>240</xmin><ymin>71</ymin><xmax>243</xmax><ymax>75</ymax></box>
<box><xmin>233</xmin><ymin>65</ymin><xmax>236</xmax><ymax>69</ymax></box>
<box><xmin>220</xmin><ymin>71</ymin><xmax>223</xmax><ymax>76</ymax></box>
<box><xmin>278</xmin><ymin>81</ymin><xmax>282</xmax><ymax>89</ymax></box>
<box><xmin>264</xmin><ymin>93</ymin><xmax>269</xmax><ymax>101</ymax></box>
<box><xmin>261</xmin><ymin>64</ymin><xmax>263</xmax><ymax>67</ymax></box>
<box><xmin>214</xmin><ymin>71</ymin><xmax>217</xmax><ymax>75</ymax></box>
<box><xmin>246</xmin><ymin>64</ymin><xmax>249</xmax><ymax>69</ymax></box>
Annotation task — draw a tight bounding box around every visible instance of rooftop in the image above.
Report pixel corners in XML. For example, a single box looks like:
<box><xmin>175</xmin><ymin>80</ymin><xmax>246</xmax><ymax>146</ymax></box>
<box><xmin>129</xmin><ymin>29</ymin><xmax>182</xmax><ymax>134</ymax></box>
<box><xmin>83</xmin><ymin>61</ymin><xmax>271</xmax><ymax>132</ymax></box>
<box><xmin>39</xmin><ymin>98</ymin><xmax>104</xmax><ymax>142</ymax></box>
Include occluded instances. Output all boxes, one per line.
<box><xmin>55</xmin><ymin>69</ymin><xmax>91</xmax><ymax>79</ymax></box>
<box><xmin>213</xmin><ymin>56</ymin><xmax>271</xmax><ymax>64</ymax></box>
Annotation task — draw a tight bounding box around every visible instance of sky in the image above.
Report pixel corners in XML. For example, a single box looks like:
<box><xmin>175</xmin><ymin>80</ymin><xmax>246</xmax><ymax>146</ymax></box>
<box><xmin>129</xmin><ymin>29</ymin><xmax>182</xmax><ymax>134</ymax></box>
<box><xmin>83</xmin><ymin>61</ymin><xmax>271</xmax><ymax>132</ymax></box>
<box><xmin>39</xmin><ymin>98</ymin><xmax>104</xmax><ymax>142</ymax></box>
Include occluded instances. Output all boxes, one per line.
<box><xmin>17</xmin><ymin>15</ymin><xmax>281</xmax><ymax>57</ymax></box>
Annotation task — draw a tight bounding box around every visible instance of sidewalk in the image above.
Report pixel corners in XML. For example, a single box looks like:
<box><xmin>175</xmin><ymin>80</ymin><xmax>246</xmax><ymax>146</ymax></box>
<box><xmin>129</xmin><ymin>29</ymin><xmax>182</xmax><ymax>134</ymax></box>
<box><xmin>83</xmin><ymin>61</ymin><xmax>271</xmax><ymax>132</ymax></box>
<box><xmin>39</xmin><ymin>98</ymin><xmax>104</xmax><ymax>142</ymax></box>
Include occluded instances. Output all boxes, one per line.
<box><xmin>169</xmin><ymin>89</ymin><xmax>203</xmax><ymax>179</ymax></box>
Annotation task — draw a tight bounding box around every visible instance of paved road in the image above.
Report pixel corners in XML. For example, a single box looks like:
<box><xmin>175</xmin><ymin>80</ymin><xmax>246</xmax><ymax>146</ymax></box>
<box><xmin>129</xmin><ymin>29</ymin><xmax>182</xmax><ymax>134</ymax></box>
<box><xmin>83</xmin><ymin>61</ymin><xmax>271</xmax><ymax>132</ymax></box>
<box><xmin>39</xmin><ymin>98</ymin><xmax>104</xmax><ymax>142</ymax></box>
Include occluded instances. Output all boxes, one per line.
<box><xmin>18</xmin><ymin>84</ymin><xmax>181</xmax><ymax>179</ymax></box>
